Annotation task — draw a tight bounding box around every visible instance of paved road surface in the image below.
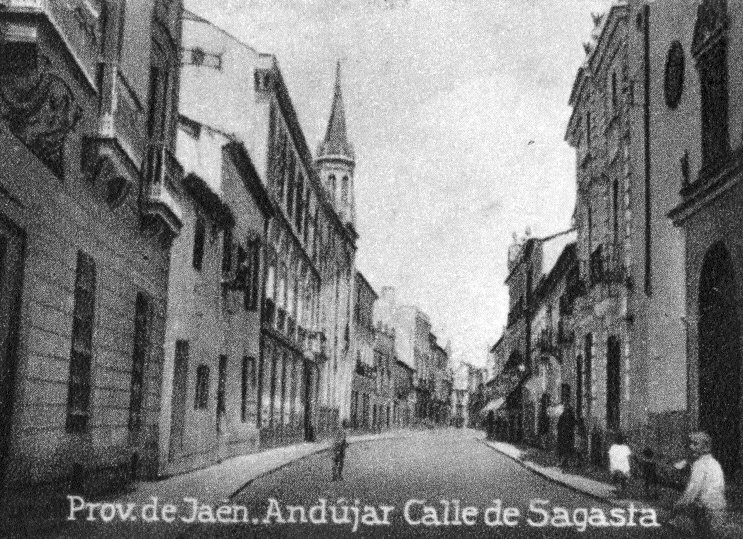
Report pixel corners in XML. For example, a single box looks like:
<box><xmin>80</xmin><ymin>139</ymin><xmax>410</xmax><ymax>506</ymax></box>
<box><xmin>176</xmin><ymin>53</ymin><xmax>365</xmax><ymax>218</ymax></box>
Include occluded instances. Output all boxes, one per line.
<box><xmin>60</xmin><ymin>430</ymin><xmax>683</xmax><ymax>538</ymax></box>
<box><xmin>224</xmin><ymin>430</ymin><xmax>677</xmax><ymax>538</ymax></box>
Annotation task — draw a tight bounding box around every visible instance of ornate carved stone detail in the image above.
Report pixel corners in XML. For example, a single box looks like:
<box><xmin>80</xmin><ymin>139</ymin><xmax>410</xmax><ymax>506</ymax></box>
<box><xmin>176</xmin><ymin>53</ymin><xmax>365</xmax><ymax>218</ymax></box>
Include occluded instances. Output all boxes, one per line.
<box><xmin>0</xmin><ymin>55</ymin><xmax>82</xmax><ymax>177</ymax></box>
<box><xmin>692</xmin><ymin>0</ymin><xmax>728</xmax><ymax>58</ymax></box>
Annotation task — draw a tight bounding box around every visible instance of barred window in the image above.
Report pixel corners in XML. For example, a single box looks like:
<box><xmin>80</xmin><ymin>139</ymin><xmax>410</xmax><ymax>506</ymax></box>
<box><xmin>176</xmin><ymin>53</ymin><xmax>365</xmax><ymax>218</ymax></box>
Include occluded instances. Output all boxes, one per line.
<box><xmin>241</xmin><ymin>356</ymin><xmax>257</xmax><ymax>423</ymax></box>
<box><xmin>66</xmin><ymin>251</ymin><xmax>96</xmax><ymax>433</ymax></box>
<box><xmin>195</xmin><ymin>365</ymin><xmax>210</xmax><ymax>410</ymax></box>
<box><xmin>128</xmin><ymin>292</ymin><xmax>151</xmax><ymax>433</ymax></box>
<box><xmin>193</xmin><ymin>216</ymin><xmax>206</xmax><ymax>271</ymax></box>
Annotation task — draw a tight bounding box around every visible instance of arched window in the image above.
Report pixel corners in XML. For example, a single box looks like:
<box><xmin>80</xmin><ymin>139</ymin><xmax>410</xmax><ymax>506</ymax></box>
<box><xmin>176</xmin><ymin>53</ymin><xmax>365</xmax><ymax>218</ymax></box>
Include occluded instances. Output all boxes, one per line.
<box><xmin>328</xmin><ymin>174</ymin><xmax>336</xmax><ymax>199</ymax></box>
<box><xmin>341</xmin><ymin>176</ymin><xmax>349</xmax><ymax>203</ymax></box>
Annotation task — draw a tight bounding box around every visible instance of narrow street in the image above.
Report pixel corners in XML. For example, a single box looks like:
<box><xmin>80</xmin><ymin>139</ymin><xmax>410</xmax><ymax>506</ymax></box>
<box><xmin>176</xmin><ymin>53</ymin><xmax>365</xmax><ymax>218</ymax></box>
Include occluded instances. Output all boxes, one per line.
<box><xmin>60</xmin><ymin>430</ymin><xmax>678</xmax><ymax>538</ymax></box>
<box><xmin>226</xmin><ymin>430</ymin><xmax>673</xmax><ymax>537</ymax></box>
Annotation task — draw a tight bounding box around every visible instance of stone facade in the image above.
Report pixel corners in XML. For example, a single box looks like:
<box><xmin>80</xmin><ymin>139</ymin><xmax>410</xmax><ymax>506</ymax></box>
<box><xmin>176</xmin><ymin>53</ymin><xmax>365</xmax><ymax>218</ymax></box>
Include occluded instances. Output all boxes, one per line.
<box><xmin>0</xmin><ymin>0</ymin><xmax>183</xmax><ymax>488</ymax></box>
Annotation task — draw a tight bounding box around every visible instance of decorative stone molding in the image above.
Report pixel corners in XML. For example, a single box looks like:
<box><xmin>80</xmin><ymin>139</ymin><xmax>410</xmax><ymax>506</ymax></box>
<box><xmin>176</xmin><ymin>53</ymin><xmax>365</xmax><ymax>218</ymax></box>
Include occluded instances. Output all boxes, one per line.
<box><xmin>0</xmin><ymin>54</ymin><xmax>82</xmax><ymax>177</ymax></box>
<box><xmin>692</xmin><ymin>0</ymin><xmax>728</xmax><ymax>59</ymax></box>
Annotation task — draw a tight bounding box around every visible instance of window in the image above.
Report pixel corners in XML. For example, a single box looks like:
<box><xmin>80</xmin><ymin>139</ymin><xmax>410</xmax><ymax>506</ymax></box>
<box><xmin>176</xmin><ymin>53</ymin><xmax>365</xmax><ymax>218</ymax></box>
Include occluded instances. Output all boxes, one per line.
<box><xmin>217</xmin><ymin>355</ymin><xmax>227</xmax><ymax>431</ymax></box>
<box><xmin>295</xmin><ymin>173</ymin><xmax>304</xmax><ymax>231</ymax></box>
<box><xmin>698</xmin><ymin>41</ymin><xmax>729</xmax><ymax>172</ymax></box>
<box><xmin>128</xmin><ymin>292</ymin><xmax>150</xmax><ymax>433</ymax></box>
<box><xmin>611</xmin><ymin>72</ymin><xmax>618</xmax><ymax>110</ymax></box>
<box><xmin>147</xmin><ymin>39</ymin><xmax>172</xmax><ymax>140</ymax></box>
<box><xmin>341</xmin><ymin>176</ymin><xmax>349</xmax><ymax>204</ymax></box>
<box><xmin>222</xmin><ymin>227</ymin><xmax>233</xmax><ymax>274</ymax></box>
<box><xmin>244</xmin><ymin>238</ymin><xmax>260</xmax><ymax>311</ymax></box>
<box><xmin>585</xmin><ymin>111</ymin><xmax>591</xmax><ymax>147</ymax></box>
<box><xmin>66</xmin><ymin>251</ymin><xmax>97</xmax><ymax>433</ymax></box>
<box><xmin>241</xmin><ymin>356</ymin><xmax>256</xmax><ymax>422</ymax></box>
<box><xmin>613</xmin><ymin>179</ymin><xmax>619</xmax><ymax>247</ymax></box>
<box><xmin>195</xmin><ymin>365</ymin><xmax>210</xmax><ymax>410</ymax></box>
<box><xmin>192</xmin><ymin>216</ymin><xmax>206</xmax><ymax>271</ymax></box>
<box><xmin>276</xmin><ymin>130</ymin><xmax>287</xmax><ymax>200</ymax></box>
<box><xmin>328</xmin><ymin>174</ymin><xmax>336</xmax><ymax>199</ymax></box>
<box><xmin>286</xmin><ymin>153</ymin><xmax>296</xmax><ymax>217</ymax></box>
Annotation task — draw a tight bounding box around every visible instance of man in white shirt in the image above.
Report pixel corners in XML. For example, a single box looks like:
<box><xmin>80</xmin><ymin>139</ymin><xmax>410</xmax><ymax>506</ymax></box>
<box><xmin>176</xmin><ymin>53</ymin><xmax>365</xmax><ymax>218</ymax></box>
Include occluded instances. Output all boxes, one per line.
<box><xmin>670</xmin><ymin>431</ymin><xmax>726</xmax><ymax>537</ymax></box>
<box><xmin>608</xmin><ymin>432</ymin><xmax>632</xmax><ymax>495</ymax></box>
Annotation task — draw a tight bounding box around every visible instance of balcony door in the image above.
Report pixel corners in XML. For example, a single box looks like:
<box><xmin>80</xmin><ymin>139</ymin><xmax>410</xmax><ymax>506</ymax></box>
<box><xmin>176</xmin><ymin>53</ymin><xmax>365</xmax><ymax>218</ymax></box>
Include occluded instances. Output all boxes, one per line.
<box><xmin>0</xmin><ymin>216</ymin><xmax>24</xmax><ymax>481</ymax></box>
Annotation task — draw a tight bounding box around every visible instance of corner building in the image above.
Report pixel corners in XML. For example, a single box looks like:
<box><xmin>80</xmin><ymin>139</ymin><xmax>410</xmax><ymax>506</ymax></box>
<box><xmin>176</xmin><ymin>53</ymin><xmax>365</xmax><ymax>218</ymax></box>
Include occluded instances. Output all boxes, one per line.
<box><xmin>0</xmin><ymin>0</ymin><xmax>183</xmax><ymax>488</ymax></box>
<box><xmin>179</xmin><ymin>11</ymin><xmax>356</xmax><ymax>443</ymax></box>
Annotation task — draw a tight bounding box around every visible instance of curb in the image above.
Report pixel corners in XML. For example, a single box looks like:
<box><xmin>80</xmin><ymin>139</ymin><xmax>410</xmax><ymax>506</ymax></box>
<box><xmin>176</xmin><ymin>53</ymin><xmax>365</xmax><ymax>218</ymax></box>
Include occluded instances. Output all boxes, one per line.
<box><xmin>476</xmin><ymin>438</ymin><xmax>621</xmax><ymax>507</ymax></box>
<box><xmin>477</xmin><ymin>438</ymin><xmax>688</xmax><ymax>535</ymax></box>
<box><xmin>227</xmin><ymin>431</ymin><xmax>410</xmax><ymax>500</ymax></box>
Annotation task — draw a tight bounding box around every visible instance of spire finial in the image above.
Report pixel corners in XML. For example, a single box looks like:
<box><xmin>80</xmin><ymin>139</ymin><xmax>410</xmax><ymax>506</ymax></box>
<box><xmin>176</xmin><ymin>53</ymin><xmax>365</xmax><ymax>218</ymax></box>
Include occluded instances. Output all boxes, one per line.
<box><xmin>317</xmin><ymin>59</ymin><xmax>354</xmax><ymax>162</ymax></box>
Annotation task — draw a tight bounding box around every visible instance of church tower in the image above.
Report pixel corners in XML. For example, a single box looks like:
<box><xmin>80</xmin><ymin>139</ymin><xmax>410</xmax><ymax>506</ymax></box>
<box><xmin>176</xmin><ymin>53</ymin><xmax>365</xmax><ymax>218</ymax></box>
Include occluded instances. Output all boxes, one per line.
<box><xmin>316</xmin><ymin>62</ymin><xmax>355</xmax><ymax>228</ymax></box>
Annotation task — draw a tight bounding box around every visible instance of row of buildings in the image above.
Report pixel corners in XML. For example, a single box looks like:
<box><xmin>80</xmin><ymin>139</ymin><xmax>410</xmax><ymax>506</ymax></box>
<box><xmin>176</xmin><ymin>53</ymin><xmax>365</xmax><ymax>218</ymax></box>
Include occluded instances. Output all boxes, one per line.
<box><xmin>0</xmin><ymin>0</ymin><xmax>456</xmax><ymax>492</ymax></box>
<box><xmin>485</xmin><ymin>0</ymin><xmax>743</xmax><ymax>480</ymax></box>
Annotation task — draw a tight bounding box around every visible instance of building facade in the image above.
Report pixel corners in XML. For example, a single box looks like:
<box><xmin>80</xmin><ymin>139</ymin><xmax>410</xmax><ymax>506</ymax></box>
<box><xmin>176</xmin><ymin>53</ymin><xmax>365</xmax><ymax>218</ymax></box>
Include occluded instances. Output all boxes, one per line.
<box><xmin>661</xmin><ymin>0</ymin><xmax>743</xmax><ymax>478</ymax></box>
<box><xmin>157</xmin><ymin>118</ymin><xmax>273</xmax><ymax>476</ymax></box>
<box><xmin>0</xmin><ymin>0</ymin><xmax>183</xmax><ymax>488</ymax></box>
<box><xmin>350</xmin><ymin>271</ymin><xmax>377</xmax><ymax>431</ymax></box>
<box><xmin>565</xmin><ymin>5</ymin><xmax>638</xmax><ymax>464</ymax></box>
<box><xmin>178</xmin><ymin>11</ymin><xmax>356</xmax><ymax>444</ymax></box>
<box><xmin>392</xmin><ymin>357</ymin><xmax>415</xmax><ymax>428</ymax></box>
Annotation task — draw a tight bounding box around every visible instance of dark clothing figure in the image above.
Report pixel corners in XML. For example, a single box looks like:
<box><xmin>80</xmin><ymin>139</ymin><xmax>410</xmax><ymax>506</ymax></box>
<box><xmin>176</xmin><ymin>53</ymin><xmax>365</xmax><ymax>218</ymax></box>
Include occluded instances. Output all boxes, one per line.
<box><xmin>556</xmin><ymin>405</ymin><xmax>576</xmax><ymax>467</ymax></box>
<box><xmin>331</xmin><ymin>425</ymin><xmax>348</xmax><ymax>481</ymax></box>
<box><xmin>637</xmin><ymin>448</ymin><xmax>659</xmax><ymax>498</ymax></box>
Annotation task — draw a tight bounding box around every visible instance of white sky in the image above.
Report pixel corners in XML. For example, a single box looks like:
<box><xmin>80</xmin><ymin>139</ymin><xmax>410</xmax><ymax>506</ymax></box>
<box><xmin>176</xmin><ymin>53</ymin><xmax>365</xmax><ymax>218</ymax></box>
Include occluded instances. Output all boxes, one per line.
<box><xmin>187</xmin><ymin>0</ymin><xmax>612</xmax><ymax>366</ymax></box>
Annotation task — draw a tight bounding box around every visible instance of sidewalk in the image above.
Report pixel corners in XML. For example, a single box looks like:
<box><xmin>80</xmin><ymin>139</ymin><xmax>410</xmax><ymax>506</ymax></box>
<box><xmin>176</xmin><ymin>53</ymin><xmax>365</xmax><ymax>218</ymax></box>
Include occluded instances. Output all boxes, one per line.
<box><xmin>479</xmin><ymin>436</ymin><xmax>743</xmax><ymax>537</ymax></box>
<box><xmin>1</xmin><ymin>429</ymin><xmax>411</xmax><ymax>536</ymax></box>
<box><xmin>118</xmin><ymin>429</ymin><xmax>409</xmax><ymax>507</ymax></box>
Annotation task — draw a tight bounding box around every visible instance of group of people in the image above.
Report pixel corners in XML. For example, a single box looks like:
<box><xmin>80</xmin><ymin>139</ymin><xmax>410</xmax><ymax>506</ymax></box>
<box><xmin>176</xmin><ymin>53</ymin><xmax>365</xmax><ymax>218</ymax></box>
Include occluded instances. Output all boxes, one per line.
<box><xmin>555</xmin><ymin>392</ymin><xmax>727</xmax><ymax>537</ymax></box>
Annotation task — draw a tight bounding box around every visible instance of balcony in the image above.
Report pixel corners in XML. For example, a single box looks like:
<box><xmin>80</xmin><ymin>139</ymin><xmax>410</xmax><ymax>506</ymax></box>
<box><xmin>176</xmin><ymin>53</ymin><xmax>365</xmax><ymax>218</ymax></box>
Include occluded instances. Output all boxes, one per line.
<box><xmin>262</xmin><ymin>298</ymin><xmax>276</xmax><ymax>327</ymax></box>
<box><xmin>142</xmin><ymin>144</ymin><xmax>182</xmax><ymax>238</ymax></box>
<box><xmin>286</xmin><ymin>316</ymin><xmax>296</xmax><ymax>342</ymax></box>
<box><xmin>0</xmin><ymin>0</ymin><xmax>103</xmax><ymax>86</ymax></box>
<box><xmin>588</xmin><ymin>248</ymin><xmax>628</xmax><ymax>289</ymax></box>
<box><xmin>305</xmin><ymin>330</ymin><xmax>328</xmax><ymax>363</ymax></box>
<box><xmin>536</xmin><ymin>329</ymin><xmax>558</xmax><ymax>356</ymax></box>
<box><xmin>355</xmin><ymin>361</ymin><xmax>376</xmax><ymax>379</ymax></box>
<box><xmin>276</xmin><ymin>308</ymin><xmax>287</xmax><ymax>334</ymax></box>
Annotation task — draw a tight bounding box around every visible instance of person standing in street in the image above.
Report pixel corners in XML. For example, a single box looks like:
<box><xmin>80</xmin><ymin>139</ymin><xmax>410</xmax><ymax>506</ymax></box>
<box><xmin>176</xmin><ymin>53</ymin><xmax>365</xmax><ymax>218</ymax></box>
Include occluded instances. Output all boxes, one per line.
<box><xmin>331</xmin><ymin>419</ymin><xmax>349</xmax><ymax>481</ymax></box>
<box><xmin>556</xmin><ymin>390</ymin><xmax>576</xmax><ymax>469</ymax></box>
<box><xmin>669</xmin><ymin>431</ymin><xmax>726</xmax><ymax>537</ymax></box>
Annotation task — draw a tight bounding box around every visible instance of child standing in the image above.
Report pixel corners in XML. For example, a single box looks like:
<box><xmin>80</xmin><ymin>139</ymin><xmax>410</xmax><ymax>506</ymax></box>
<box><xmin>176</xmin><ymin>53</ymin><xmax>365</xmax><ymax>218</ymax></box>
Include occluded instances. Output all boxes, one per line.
<box><xmin>608</xmin><ymin>432</ymin><xmax>632</xmax><ymax>496</ymax></box>
<box><xmin>331</xmin><ymin>419</ymin><xmax>349</xmax><ymax>481</ymax></box>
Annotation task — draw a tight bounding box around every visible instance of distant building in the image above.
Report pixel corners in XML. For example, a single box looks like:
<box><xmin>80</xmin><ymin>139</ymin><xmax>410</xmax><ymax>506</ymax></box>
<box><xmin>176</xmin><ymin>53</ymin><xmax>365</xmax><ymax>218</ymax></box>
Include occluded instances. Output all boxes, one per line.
<box><xmin>375</xmin><ymin>322</ymin><xmax>397</xmax><ymax>430</ymax></box>
<box><xmin>0</xmin><ymin>0</ymin><xmax>183</xmax><ymax>488</ymax></box>
<box><xmin>392</xmin><ymin>358</ymin><xmax>415</xmax><ymax>428</ymax></box>
<box><xmin>350</xmin><ymin>271</ymin><xmax>377</xmax><ymax>430</ymax></box>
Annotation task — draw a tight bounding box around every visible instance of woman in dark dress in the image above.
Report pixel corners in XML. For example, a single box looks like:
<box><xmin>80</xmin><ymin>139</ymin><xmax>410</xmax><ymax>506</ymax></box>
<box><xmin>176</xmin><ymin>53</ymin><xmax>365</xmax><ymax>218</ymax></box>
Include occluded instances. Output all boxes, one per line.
<box><xmin>557</xmin><ymin>400</ymin><xmax>576</xmax><ymax>469</ymax></box>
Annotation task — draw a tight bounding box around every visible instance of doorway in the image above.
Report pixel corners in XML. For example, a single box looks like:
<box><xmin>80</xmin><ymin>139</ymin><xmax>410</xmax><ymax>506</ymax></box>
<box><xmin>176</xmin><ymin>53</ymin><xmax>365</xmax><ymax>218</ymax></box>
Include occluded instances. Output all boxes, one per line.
<box><xmin>0</xmin><ymin>216</ymin><xmax>24</xmax><ymax>482</ymax></box>
<box><xmin>606</xmin><ymin>336</ymin><xmax>621</xmax><ymax>432</ymax></box>
<box><xmin>698</xmin><ymin>242</ymin><xmax>742</xmax><ymax>476</ymax></box>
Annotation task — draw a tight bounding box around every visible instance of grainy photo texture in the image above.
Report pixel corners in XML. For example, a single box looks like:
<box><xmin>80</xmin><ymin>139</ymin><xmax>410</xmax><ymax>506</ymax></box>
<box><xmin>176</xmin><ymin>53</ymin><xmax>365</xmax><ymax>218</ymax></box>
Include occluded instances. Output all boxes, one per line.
<box><xmin>0</xmin><ymin>0</ymin><xmax>742</xmax><ymax>537</ymax></box>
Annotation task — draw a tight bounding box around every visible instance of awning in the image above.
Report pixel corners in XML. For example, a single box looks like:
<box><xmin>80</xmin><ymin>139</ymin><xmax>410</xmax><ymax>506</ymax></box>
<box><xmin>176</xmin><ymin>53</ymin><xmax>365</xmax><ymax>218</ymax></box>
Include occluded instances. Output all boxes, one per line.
<box><xmin>479</xmin><ymin>367</ymin><xmax>527</xmax><ymax>416</ymax></box>
<box><xmin>480</xmin><ymin>397</ymin><xmax>505</xmax><ymax>416</ymax></box>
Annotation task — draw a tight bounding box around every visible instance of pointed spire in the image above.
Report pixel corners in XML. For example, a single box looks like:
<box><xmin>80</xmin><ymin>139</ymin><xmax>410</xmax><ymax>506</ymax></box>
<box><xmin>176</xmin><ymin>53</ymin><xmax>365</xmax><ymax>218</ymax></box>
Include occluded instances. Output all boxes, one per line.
<box><xmin>317</xmin><ymin>61</ymin><xmax>355</xmax><ymax>162</ymax></box>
